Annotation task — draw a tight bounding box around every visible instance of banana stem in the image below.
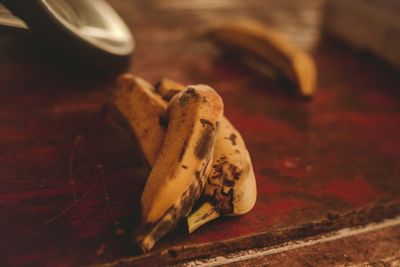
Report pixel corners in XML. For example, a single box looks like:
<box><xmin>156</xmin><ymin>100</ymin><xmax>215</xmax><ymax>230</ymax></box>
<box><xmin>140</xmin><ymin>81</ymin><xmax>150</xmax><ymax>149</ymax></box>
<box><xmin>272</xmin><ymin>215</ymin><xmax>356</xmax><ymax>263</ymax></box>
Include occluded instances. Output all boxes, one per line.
<box><xmin>187</xmin><ymin>202</ymin><xmax>220</xmax><ymax>234</ymax></box>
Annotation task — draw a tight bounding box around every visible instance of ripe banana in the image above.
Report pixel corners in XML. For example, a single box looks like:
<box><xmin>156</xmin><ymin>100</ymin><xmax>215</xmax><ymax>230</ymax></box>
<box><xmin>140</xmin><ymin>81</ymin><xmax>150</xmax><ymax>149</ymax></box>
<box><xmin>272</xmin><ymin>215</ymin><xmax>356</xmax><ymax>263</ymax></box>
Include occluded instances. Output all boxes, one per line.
<box><xmin>155</xmin><ymin>79</ymin><xmax>257</xmax><ymax>234</ymax></box>
<box><xmin>202</xmin><ymin>19</ymin><xmax>317</xmax><ymax>97</ymax></box>
<box><xmin>136</xmin><ymin>85</ymin><xmax>224</xmax><ymax>252</ymax></box>
<box><xmin>109</xmin><ymin>74</ymin><xmax>167</xmax><ymax>166</ymax></box>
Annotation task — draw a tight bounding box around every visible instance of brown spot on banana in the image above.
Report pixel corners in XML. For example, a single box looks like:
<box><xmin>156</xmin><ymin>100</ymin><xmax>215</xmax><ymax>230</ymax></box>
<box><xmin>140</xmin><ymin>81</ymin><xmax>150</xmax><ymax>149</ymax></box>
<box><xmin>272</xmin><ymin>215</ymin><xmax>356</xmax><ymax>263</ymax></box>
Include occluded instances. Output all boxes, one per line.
<box><xmin>229</xmin><ymin>163</ymin><xmax>242</xmax><ymax>180</ymax></box>
<box><xmin>223</xmin><ymin>178</ymin><xmax>235</xmax><ymax>187</ymax></box>
<box><xmin>226</xmin><ymin>133</ymin><xmax>237</xmax><ymax>146</ymax></box>
<box><xmin>214</xmin><ymin>187</ymin><xmax>234</xmax><ymax>214</ymax></box>
<box><xmin>210</xmin><ymin>155</ymin><xmax>228</xmax><ymax>179</ymax></box>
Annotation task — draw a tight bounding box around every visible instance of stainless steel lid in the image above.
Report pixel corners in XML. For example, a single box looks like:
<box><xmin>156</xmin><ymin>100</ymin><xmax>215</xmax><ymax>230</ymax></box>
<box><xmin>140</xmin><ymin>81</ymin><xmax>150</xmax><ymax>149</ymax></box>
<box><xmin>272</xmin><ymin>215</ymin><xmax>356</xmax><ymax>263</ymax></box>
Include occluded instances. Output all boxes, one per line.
<box><xmin>1</xmin><ymin>0</ymin><xmax>134</xmax><ymax>71</ymax></box>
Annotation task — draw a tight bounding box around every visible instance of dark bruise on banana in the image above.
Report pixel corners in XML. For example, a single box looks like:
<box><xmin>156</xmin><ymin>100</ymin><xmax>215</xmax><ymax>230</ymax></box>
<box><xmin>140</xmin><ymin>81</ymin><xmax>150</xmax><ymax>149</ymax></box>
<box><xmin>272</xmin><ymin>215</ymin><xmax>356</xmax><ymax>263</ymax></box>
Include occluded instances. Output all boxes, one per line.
<box><xmin>136</xmin><ymin>85</ymin><xmax>223</xmax><ymax>252</ymax></box>
<box><xmin>207</xmin><ymin>155</ymin><xmax>242</xmax><ymax>213</ymax></box>
<box><xmin>195</xmin><ymin>119</ymin><xmax>216</xmax><ymax>160</ymax></box>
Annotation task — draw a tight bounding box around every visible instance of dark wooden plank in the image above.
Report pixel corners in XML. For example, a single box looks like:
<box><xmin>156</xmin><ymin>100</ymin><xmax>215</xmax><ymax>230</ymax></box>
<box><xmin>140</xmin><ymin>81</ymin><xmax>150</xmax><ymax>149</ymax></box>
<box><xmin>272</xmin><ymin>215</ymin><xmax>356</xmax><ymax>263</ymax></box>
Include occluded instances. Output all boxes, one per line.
<box><xmin>0</xmin><ymin>1</ymin><xmax>400</xmax><ymax>266</ymax></box>
<box><xmin>219</xmin><ymin>222</ymin><xmax>400</xmax><ymax>266</ymax></box>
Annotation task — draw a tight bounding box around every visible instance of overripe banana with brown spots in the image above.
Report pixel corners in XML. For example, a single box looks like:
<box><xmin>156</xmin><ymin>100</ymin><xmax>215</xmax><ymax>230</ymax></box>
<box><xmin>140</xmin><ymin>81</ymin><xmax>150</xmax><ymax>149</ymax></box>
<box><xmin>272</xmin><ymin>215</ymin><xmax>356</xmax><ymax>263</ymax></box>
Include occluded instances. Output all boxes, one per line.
<box><xmin>155</xmin><ymin>79</ymin><xmax>257</xmax><ymax>233</ymax></box>
<box><xmin>109</xmin><ymin>74</ymin><xmax>254</xmax><ymax>249</ymax></box>
<box><xmin>202</xmin><ymin>19</ymin><xmax>317</xmax><ymax>97</ymax></box>
<box><xmin>136</xmin><ymin>85</ymin><xmax>223</xmax><ymax>252</ymax></box>
<box><xmin>109</xmin><ymin>74</ymin><xmax>168</xmax><ymax>166</ymax></box>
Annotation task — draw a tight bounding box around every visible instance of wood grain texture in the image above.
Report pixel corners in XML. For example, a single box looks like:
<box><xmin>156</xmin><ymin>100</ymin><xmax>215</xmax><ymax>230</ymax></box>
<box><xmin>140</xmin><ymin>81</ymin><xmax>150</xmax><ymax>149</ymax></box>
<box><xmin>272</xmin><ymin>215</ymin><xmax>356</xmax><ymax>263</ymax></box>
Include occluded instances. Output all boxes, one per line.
<box><xmin>0</xmin><ymin>0</ymin><xmax>400</xmax><ymax>266</ymax></box>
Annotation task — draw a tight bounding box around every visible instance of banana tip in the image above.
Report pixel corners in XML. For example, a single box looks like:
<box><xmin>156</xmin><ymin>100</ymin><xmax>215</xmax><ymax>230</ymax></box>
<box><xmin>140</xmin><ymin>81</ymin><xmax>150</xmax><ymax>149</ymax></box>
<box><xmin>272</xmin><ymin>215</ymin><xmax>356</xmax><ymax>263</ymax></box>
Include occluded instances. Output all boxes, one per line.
<box><xmin>187</xmin><ymin>202</ymin><xmax>220</xmax><ymax>234</ymax></box>
<box><xmin>134</xmin><ymin>235</ymin><xmax>154</xmax><ymax>253</ymax></box>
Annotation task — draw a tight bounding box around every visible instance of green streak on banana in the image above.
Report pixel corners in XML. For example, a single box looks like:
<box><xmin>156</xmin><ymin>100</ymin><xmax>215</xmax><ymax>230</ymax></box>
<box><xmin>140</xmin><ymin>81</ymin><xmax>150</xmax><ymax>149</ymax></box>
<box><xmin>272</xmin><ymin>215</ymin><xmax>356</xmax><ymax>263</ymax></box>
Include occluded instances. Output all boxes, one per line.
<box><xmin>109</xmin><ymin>74</ymin><xmax>167</xmax><ymax>166</ymax></box>
<box><xmin>155</xmin><ymin>79</ymin><xmax>257</xmax><ymax>234</ymax></box>
<box><xmin>186</xmin><ymin>202</ymin><xmax>220</xmax><ymax>232</ymax></box>
<box><xmin>137</xmin><ymin>85</ymin><xmax>223</xmax><ymax>252</ymax></box>
<box><xmin>203</xmin><ymin>19</ymin><xmax>317</xmax><ymax>97</ymax></box>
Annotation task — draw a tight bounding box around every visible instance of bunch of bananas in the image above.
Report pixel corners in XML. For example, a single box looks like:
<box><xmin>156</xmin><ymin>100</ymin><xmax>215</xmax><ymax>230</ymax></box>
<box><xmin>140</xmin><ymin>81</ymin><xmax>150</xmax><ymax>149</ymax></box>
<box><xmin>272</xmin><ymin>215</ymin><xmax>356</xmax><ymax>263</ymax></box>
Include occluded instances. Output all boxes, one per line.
<box><xmin>107</xmin><ymin>18</ymin><xmax>317</xmax><ymax>253</ymax></box>
<box><xmin>109</xmin><ymin>75</ymin><xmax>257</xmax><ymax>252</ymax></box>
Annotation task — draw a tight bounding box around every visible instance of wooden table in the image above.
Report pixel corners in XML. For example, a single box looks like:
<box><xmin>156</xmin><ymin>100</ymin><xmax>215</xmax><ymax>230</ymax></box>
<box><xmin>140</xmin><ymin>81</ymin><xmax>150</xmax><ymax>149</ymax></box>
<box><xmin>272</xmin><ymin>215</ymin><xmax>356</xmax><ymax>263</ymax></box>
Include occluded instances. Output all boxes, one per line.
<box><xmin>1</xmin><ymin>1</ymin><xmax>400</xmax><ymax>266</ymax></box>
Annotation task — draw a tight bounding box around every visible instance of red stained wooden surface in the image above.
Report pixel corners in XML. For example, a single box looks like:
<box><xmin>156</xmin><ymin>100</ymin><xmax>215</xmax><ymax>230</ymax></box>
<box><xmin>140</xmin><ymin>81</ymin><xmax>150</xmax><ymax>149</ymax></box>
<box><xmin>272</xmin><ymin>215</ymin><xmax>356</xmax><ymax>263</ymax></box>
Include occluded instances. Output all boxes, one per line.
<box><xmin>1</xmin><ymin>1</ymin><xmax>400</xmax><ymax>266</ymax></box>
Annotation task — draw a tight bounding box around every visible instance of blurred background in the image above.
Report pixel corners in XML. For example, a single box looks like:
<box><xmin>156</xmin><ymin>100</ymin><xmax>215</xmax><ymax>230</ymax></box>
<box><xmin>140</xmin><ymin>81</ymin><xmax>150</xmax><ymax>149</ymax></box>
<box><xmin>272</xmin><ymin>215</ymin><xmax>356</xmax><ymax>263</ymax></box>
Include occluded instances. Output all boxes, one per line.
<box><xmin>1</xmin><ymin>0</ymin><xmax>399</xmax><ymax>76</ymax></box>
